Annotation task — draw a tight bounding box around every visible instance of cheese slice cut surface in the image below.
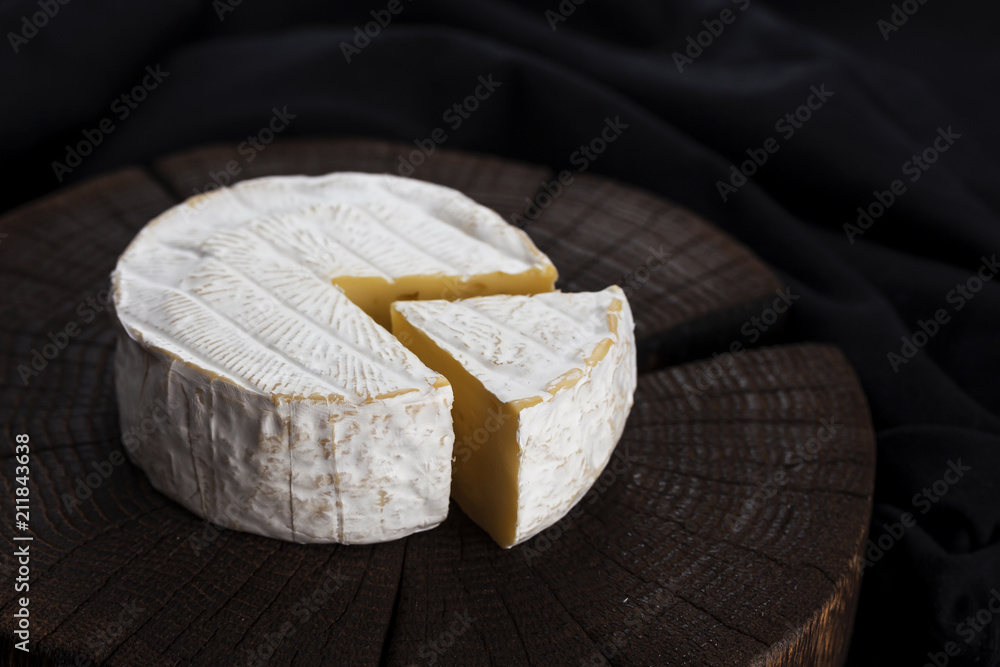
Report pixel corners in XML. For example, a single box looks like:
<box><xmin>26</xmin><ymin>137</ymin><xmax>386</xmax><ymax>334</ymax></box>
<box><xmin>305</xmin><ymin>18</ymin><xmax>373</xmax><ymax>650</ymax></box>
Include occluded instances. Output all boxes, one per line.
<box><xmin>390</xmin><ymin>286</ymin><xmax>637</xmax><ymax>548</ymax></box>
<box><xmin>111</xmin><ymin>172</ymin><xmax>557</xmax><ymax>544</ymax></box>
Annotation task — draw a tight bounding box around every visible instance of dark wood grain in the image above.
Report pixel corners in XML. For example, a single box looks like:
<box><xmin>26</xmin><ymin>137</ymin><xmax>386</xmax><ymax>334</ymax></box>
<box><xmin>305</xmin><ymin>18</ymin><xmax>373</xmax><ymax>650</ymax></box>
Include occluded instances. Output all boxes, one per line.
<box><xmin>0</xmin><ymin>139</ymin><xmax>874</xmax><ymax>666</ymax></box>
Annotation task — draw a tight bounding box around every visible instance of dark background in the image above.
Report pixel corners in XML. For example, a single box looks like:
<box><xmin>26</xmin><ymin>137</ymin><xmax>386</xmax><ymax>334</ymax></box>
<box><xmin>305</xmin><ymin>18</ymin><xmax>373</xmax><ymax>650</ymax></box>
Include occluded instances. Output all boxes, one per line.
<box><xmin>2</xmin><ymin>0</ymin><xmax>998</xmax><ymax>664</ymax></box>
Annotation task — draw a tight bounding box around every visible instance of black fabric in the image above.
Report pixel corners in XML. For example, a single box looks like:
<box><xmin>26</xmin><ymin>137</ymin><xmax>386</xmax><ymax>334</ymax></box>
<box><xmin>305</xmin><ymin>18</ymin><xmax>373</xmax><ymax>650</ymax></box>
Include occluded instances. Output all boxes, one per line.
<box><xmin>3</xmin><ymin>1</ymin><xmax>998</xmax><ymax>664</ymax></box>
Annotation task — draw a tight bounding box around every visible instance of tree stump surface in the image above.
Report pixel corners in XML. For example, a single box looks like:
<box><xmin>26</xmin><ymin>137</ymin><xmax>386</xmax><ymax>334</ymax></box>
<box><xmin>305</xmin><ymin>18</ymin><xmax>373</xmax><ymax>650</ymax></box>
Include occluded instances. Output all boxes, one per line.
<box><xmin>0</xmin><ymin>138</ymin><xmax>874</xmax><ymax>666</ymax></box>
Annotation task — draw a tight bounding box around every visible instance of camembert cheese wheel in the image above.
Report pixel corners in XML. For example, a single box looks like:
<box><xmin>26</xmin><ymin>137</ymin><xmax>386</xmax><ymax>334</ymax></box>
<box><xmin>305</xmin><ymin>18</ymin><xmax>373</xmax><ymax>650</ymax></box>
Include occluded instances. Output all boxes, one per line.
<box><xmin>391</xmin><ymin>287</ymin><xmax>636</xmax><ymax>547</ymax></box>
<box><xmin>111</xmin><ymin>173</ymin><xmax>557</xmax><ymax>544</ymax></box>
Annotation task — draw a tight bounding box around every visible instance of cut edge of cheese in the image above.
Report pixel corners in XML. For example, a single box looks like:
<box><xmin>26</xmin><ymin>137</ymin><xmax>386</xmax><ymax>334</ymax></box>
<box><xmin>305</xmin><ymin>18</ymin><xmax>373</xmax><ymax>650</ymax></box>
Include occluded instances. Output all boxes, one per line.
<box><xmin>390</xmin><ymin>286</ymin><xmax>637</xmax><ymax>548</ymax></box>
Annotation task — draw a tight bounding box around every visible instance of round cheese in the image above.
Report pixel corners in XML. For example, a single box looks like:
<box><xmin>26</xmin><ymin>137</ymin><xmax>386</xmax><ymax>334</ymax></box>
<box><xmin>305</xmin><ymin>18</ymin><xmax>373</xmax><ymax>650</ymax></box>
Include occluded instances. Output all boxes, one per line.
<box><xmin>111</xmin><ymin>173</ymin><xmax>557</xmax><ymax>544</ymax></box>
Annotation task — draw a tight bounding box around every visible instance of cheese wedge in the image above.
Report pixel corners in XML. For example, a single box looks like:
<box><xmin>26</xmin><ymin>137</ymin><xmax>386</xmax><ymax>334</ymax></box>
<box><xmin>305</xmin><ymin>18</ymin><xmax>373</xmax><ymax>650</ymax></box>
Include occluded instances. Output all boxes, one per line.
<box><xmin>390</xmin><ymin>287</ymin><xmax>636</xmax><ymax>547</ymax></box>
<box><xmin>111</xmin><ymin>172</ymin><xmax>557</xmax><ymax>544</ymax></box>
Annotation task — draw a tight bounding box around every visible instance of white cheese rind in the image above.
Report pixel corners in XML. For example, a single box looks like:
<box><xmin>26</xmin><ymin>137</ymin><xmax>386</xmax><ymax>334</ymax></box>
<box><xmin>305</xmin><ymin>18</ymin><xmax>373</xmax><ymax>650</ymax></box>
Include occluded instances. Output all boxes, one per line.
<box><xmin>514</xmin><ymin>293</ymin><xmax>636</xmax><ymax>543</ymax></box>
<box><xmin>391</xmin><ymin>286</ymin><xmax>637</xmax><ymax>547</ymax></box>
<box><xmin>113</xmin><ymin>323</ymin><xmax>454</xmax><ymax>544</ymax></box>
<box><xmin>110</xmin><ymin>172</ymin><xmax>558</xmax><ymax>544</ymax></box>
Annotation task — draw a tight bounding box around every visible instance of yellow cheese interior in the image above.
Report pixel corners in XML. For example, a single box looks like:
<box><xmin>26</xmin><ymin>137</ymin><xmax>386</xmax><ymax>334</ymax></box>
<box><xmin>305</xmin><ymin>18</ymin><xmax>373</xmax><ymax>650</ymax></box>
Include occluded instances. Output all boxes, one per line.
<box><xmin>391</xmin><ymin>309</ymin><xmax>522</xmax><ymax>547</ymax></box>
<box><xmin>335</xmin><ymin>266</ymin><xmax>557</xmax><ymax>330</ymax></box>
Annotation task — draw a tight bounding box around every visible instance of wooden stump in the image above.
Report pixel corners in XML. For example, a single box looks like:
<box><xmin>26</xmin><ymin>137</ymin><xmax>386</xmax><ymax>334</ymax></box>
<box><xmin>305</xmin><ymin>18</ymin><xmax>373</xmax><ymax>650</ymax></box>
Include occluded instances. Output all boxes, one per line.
<box><xmin>0</xmin><ymin>139</ymin><xmax>874</xmax><ymax>666</ymax></box>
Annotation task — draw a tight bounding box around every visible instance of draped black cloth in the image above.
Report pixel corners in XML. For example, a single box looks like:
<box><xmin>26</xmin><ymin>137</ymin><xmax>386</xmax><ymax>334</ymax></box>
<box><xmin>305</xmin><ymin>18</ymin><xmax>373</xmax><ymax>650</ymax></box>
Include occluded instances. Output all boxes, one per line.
<box><xmin>3</xmin><ymin>1</ymin><xmax>998</xmax><ymax>664</ymax></box>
